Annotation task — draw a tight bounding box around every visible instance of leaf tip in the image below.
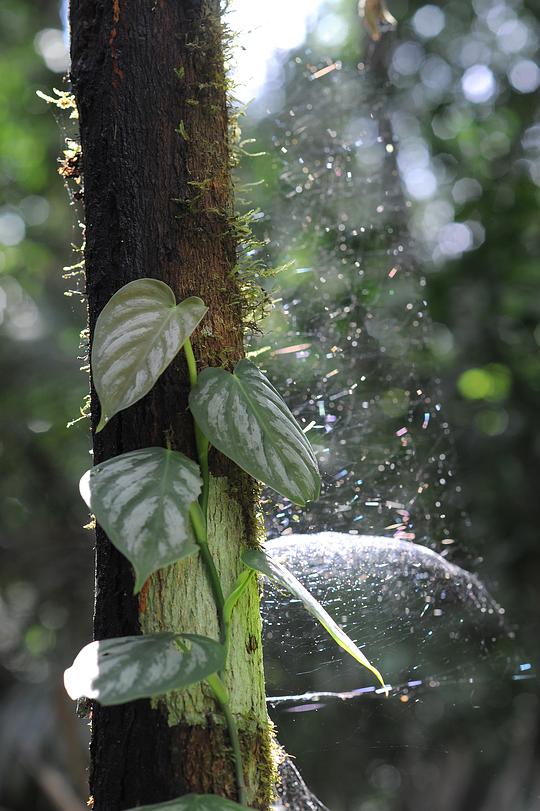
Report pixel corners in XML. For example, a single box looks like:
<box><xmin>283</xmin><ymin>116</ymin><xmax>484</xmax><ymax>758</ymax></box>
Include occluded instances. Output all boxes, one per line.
<box><xmin>133</xmin><ymin>572</ymin><xmax>148</xmax><ymax>595</ymax></box>
<box><xmin>194</xmin><ymin>297</ymin><xmax>208</xmax><ymax>315</ymax></box>
<box><xmin>96</xmin><ymin>414</ymin><xmax>108</xmax><ymax>433</ymax></box>
<box><xmin>372</xmin><ymin>666</ymin><xmax>389</xmax><ymax>697</ymax></box>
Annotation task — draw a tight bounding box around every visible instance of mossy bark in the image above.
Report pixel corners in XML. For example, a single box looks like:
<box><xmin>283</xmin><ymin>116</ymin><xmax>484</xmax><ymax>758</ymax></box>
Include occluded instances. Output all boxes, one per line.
<box><xmin>140</xmin><ymin>477</ymin><xmax>272</xmax><ymax>801</ymax></box>
<box><xmin>140</xmin><ymin>478</ymin><xmax>267</xmax><ymax>729</ymax></box>
<box><xmin>70</xmin><ymin>0</ymin><xmax>274</xmax><ymax>807</ymax></box>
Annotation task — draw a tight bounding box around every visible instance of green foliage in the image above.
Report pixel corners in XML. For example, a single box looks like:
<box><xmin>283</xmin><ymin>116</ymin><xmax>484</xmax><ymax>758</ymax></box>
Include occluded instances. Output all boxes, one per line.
<box><xmin>189</xmin><ymin>359</ymin><xmax>320</xmax><ymax>505</ymax></box>
<box><xmin>80</xmin><ymin>447</ymin><xmax>202</xmax><ymax>592</ymax></box>
<box><xmin>92</xmin><ymin>279</ymin><xmax>207</xmax><ymax>431</ymax></box>
<box><xmin>68</xmin><ymin>277</ymin><xmax>387</xmax><ymax>806</ymax></box>
<box><xmin>123</xmin><ymin>794</ymin><xmax>252</xmax><ymax>811</ymax></box>
<box><xmin>3</xmin><ymin>0</ymin><xmax>539</xmax><ymax>806</ymax></box>
<box><xmin>242</xmin><ymin>549</ymin><xmax>386</xmax><ymax>692</ymax></box>
<box><xmin>457</xmin><ymin>364</ymin><xmax>512</xmax><ymax>402</ymax></box>
<box><xmin>64</xmin><ymin>633</ymin><xmax>226</xmax><ymax>705</ymax></box>
<box><xmin>175</xmin><ymin>120</ymin><xmax>189</xmax><ymax>141</ymax></box>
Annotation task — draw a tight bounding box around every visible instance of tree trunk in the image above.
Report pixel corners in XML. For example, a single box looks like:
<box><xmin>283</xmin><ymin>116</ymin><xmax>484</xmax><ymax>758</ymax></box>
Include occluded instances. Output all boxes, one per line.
<box><xmin>70</xmin><ymin>1</ymin><xmax>274</xmax><ymax>807</ymax></box>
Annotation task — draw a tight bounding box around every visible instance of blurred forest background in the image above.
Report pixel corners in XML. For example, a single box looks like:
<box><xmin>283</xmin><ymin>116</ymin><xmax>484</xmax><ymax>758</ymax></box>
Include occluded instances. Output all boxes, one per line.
<box><xmin>0</xmin><ymin>0</ymin><xmax>539</xmax><ymax>809</ymax></box>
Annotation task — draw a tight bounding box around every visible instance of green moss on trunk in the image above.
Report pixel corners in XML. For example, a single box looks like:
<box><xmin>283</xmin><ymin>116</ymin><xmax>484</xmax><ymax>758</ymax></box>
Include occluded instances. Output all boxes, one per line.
<box><xmin>139</xmin><ymin>476</ymin><xmax>274</xmax><ymax>805</ymax></box>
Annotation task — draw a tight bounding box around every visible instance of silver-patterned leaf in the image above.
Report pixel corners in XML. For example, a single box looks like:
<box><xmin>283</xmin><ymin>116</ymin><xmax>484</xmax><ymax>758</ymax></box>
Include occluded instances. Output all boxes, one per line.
<box><xmin>64</xmin><ymin>633</ymin><xmax>225</xmax><ymax>705</ymax></box>
<box><xmin>189</xmin><ymin>359</ymin><xmax>320</xmax><ymax>506</ymax></box>
<box><xmin>122</xmin><ymin>795</ymin><xmax>252</xmax><ymax>811</ymax></box>
<box><xmin>92</xmin><ymin>278</ymin><xmax>207</xmax><ymax>431</ymax></box>
<box><xmin>80</xmin><ymin>447</ymin><xmax>201</xmax><ymax>592</ymax></box>
<box><xmin>243</xmin><ymin>549</ymin><xmax>387</xmax><ymax>692</ymax></box>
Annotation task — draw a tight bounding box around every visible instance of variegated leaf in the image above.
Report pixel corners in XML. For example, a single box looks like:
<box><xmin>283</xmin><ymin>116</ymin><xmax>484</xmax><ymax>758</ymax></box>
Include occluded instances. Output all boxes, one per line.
<box><xmin>80</xmin><ymin>447</ymin><xmax>201</xmax><ymax>592</ymax></box>
<box><xmin>243</xmin><ymin>549</ymin><xmax>387</xmax><ymax>692</ymax></box>
<box><xmin>64</xmin><ymin>633</ymin><xmax>225</xmax><ymax>705</ymax></box>
<box><xmin>122</xmin><ymin>795</ymin><xmax>252</xmax><ymax>811</ymax></box>
<box><xmin>92</xmin><ymin>278</ymin><xmax>207</xmax><ymax>431</ymax></box>
<box><xmin>189</xmin><ymin>359</ymin><xmax>320</xmax><ymax>506</ymax></box>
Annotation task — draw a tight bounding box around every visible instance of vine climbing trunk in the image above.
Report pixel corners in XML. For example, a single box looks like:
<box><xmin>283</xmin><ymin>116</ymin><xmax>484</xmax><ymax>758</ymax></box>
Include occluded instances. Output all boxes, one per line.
<box><xmin>70</xmin><ymin>1</ymin><xmax>274</xmax><ymax>808</ymax></box>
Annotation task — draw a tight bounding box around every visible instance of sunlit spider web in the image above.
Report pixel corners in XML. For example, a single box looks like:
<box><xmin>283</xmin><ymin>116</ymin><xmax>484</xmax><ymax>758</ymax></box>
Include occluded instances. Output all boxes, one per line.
<box><xmin>235</xmin><ymin>20</ymin><xmax>536</xmax><ymax>810</ymax></box>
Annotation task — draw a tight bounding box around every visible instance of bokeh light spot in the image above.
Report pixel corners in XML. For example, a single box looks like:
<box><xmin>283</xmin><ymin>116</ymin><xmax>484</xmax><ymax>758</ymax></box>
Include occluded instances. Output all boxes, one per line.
<box><xmin>509</xmin><ymin>60</ymin><xmax>540</xmax><ymax>94</ymax></box>
<box><xmin>412</xmin><ymin>5</ymin><xmax>445</xmax><ymax>39</ymax></box>
<box><xmin>461</xmin><ymin>64</ymin><xmax>496</xmax><ymax>103</ymax></box>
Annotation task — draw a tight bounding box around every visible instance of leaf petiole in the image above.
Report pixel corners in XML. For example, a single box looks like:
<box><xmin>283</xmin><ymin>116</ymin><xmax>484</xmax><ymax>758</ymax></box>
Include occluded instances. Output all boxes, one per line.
<box><xmin>184</xmin><ymin>338</ymin><xmax>210</xmax><ymax>515</ymax></box>
<box><xmin>189</xmin><ymin>503</ymin><xmax>225</xmax><ymax>631</ymax></box>
<box><xmin>223</xmin><ymin>568</ymin><xmax>256</xmax><ymax>653</ymax></box>
<box><xmin>206</xmin><ymin>674</ymin><xmax>247</xmax><ymax>806</ymax></box>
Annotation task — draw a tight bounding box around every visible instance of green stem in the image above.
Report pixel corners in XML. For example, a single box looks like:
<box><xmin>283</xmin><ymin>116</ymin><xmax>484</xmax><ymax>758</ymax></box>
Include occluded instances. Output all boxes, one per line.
<box><xmin>185</xmin><ymin>339</ymin><xmax>245</xmax><ymax>800</ymax></box>
<box><xmin>184</xmin><ymin>339</ymin><xmax>210</xmax><ymax>514</ymax></box>
<box><xmin>223</xmin><ymin>569</ymin><xmax>255</xmax><ymax>660</ymax></box>
<box><xmin>189</xmin><ymin>503</ymin><xmax>225</xmax><ymax>633</ymax></box>
<box><xmin>184</xmin><ymin>336</ymin><xmax>198</xmax><ymax>389</ymax></box>
<box><xmin>207</xmin><ymin>674</ymin><xmax>248</xmax><ymax>807</ymax></box>
<box><xmin>185</xmin><ymin>341</ymin><xmax>221</xmax><ymax>625</ymax></box>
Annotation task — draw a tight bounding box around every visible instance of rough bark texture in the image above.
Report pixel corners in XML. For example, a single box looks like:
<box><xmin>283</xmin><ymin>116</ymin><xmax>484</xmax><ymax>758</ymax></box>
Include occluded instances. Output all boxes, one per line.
<box><xmin>70</xmin><ymin>1</ymin><xmax>273</xmax><ymax>807</ymax></box>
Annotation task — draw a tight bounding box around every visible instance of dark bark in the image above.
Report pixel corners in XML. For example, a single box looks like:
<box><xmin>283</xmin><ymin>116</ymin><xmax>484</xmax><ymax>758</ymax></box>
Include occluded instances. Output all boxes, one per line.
<box><xmin>70</xmin><ymin>1</ymin><xmax>336</xmax><ymax>807</ymax></box>
<box><xmin>70</xmin><ymin>1</ymin><xmax>259</xmax><ymax>807</ymax></box>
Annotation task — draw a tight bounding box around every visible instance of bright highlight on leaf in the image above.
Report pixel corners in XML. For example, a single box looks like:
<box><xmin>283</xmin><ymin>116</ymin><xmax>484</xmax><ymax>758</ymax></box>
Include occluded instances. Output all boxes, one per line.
<box><xmin>243</xmin><ymin>549</ymin><xmax>387</xmax><ymax>693</ymax></box>
<box><xmin>92</xmin><ymin>279</ymin><xmax>207</xmax><ymax>431</ymax></box>
<box><xmin>189</xmin><ymin>359</ymin><xmax>320</xmax><ymax>506</ymax></box>
<box><xmin>64</xmin><ymin>633</ymin><xmax>225</xmax><ymax>705</ymax></box>
<box><xmin>80</xmin><ymin>447</ymin><xmax>202</xmax><ymax>592</ymax></box>
<box><xmin>122</xmin><ymin>794</ymin><xmax>253</xmax><ymax>811</ymax></box>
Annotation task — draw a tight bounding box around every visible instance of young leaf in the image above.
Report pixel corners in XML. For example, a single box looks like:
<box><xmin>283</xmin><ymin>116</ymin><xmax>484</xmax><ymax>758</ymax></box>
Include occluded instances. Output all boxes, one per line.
<box><xmin>92</xmin><ymin>278</ymin><xmax>207</xmax><ymax>431</ymax></box>
<box><xmin>189</xmin><ymin>359</ymin><xmax>320</xmax><ymax>506</ymax></box>
<box><xmin>64</xmin><ymin>633</ymin><xmax>225</xmax><ymax>705</ymax></box>
<box><xmin>242</xmin><ymin>549</ymin><xmax>387</xmax><ymax>693</ymax></box>
<box><xmin>223</xmin><ymin>569</ymin><xmax>256</xmax><ymax>629</ymax></box>
<box><xmin>121</xmin><ymin>795</ymin><xmax>253</xmax><ymax>811</ymax></box>
<box><xmin>79</xmin><ymin>447</ymin><xmax>202</xmax><ymax>592</ymax></box>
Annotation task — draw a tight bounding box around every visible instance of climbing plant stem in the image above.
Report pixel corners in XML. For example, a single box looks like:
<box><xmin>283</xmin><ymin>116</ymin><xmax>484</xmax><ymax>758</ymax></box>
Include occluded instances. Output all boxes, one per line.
<box><xmin>189</xmin><ymin>503</ymin><xmax>225</xmax><ymax>636</ymax></box>
<box><xmin>186</xmin><ymin>341</ymin><xmax>246</xmax><ymax>801</ymax></box>
<box><xmin>206</xmin><ymin>674</ymin><xmax>248</xmax><ymax>806</ymax></box>
<box><xmin>183</xmin><ymin>336</ymin><xmax>198</xmax><ymax>388</ymax></box>
<box><xmin>184</xmin><ymin>339</ymin><xmax>210</xmax><ymax>514</ymax></box>
<box><xmin>184</xmin><ymin>340</ymin><xmax>247</xmax><ymax>799</ymax></box>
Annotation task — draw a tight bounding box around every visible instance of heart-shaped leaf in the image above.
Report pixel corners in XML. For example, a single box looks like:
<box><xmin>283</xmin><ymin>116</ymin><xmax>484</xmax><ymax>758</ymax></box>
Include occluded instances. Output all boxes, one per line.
<box><xmin>189</xmin><ymin>359</ymin><xmax>320</xmax><ymax>506</ymax></box>
<box><xmin>122</xmin><ymin>795</ymin><xmax>253</xmax><ymax>811</ymax></box>
<box><xmin>80</xmin><ymin>447</ymin><xmax>202</xmax><ymax>592</ymax></box>
<box><xmin>243</xmin><ymin>549</ymin><xmax>387</xmax><ymax>692</ymax></box>
<box><xmin>92</xmin><ymin>279</ymin><xmax>207</xmax><ymax>431</ymax></box>
<box><xmin>64</xmin><ymin>633</ymin><xmax>225</xmax><ymax>705</ymax></box>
